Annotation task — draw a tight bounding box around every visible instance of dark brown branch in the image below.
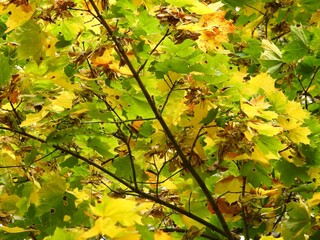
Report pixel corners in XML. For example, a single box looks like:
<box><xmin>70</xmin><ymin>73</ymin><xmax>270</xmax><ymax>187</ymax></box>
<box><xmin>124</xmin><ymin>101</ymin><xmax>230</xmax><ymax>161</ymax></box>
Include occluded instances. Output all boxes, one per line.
<box><xmin>87</xmin><ymin>1</ymin><xmax>234</xmax><ymax>238</ymax></box>
<box><xmin>0</xmin><ymin>126</ymin><xmax>227</xmax><ymax>236</ymax></box>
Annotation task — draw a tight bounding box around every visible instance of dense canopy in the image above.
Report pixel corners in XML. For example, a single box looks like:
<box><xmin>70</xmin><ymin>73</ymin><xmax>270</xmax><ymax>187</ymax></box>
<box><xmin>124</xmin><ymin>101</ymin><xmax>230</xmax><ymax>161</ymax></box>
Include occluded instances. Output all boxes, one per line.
<box><xmin>0</xmin><ymin>0</ymin><xmax>320</xmax><ymax>239</ymax></box>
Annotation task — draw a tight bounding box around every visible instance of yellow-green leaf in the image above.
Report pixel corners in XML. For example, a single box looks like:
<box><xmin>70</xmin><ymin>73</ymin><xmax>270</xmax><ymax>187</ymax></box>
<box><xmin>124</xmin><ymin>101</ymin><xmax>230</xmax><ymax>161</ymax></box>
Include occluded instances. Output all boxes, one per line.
<box><xmin>0</xmin><ymin>226</ymin><xmax>38</xmax><ymax>233</ymax></box>
<box><xmin>19</xmin><ymin>108</ymin><xmax>49</xmax><ymax>127</ymax></box>
<box><xmin>1</xmin><ymin>4</ymin><xmax>35</xmax><ymax>33</ymax></box>
<box><xmin>90</xmin><ymin>195</ymin><xmax>142</xmax><ymax>226</ymax></box>
<box><xmin>287</xmin><ymin>126</ymin><xmax>311</xmax><ymax>144</ymax></box>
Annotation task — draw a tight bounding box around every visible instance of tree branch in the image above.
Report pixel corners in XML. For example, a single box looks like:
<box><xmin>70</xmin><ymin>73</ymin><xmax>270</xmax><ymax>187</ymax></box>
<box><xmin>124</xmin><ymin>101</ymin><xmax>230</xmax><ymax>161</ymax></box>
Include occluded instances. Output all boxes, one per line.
<box><xmin>0</xmin><ymin>126</ymin><xmax>227</xmax><ymax>237</ymax></box>
<box><xmin>87</xmin><ymin>1</ymin><xmax>234</xmax><ymax>238</ymax></box>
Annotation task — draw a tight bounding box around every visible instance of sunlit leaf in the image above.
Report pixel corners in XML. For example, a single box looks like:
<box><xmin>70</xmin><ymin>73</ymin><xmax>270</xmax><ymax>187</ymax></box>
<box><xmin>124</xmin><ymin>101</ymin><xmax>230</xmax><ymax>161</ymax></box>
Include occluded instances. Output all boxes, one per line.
<box><xmin>19</xmin><ymin>108</ymin><xmax>49</xmax><ymax>127</ymax></box>
<box><xmin>51</xmin><ymin>91</ymin><xmax>75</xmax><ymax>112</ymax></box>
<box><xmin>260</xmin><ymin>236</ymin><xmax>283</xmax><ymax>240</ymax></box>
<box><xmin>287</xmin><ymin>126</ymin><xmax>311</xmax><ymax>144</ymax></box>
<box><xmin>154</xmin><ymin>230</ymin><xmax>172</xmax><ymax>240</ymax></box>
<box><xmin>90</xmin><ymin>194</ymin><xmax>142</xmax><ymax>225</ymax></box>
<box><xmin>0</xmin><ymin>226</ymin><xmax>38</xmax><ymax>234</ymax></box>
<box><xmin>1</xmin><ymin>3</ymin><xmax>35</xmax><ymax>33</ymax></box>
<box><xmin>215</xmin><ymin>176</ymin><xmax>243</xmax><ymax>203</ymax></box>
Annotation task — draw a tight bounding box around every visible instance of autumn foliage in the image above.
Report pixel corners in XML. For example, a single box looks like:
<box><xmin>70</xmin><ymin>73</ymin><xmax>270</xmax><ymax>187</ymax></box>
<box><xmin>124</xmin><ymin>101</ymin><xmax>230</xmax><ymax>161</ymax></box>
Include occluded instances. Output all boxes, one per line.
<box><xmin>0</xmin><ymin>0</ymin><xmax>320</xmax><ymax>240</ymax></box>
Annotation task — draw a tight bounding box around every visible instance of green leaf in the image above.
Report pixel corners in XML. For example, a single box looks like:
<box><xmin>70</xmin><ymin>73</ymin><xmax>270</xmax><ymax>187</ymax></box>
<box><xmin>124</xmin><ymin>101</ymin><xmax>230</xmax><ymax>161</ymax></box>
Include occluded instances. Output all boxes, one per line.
<box><xmin>201</xmin><ymin>108</ymin><xmax>219</xmax><ymax>125</ymax></box>
<box><xmin>243</xmin><ymin>39</ymin><xmax>263</xmax><ymax>59</ymax></box>
<box><xmin>87</xmin><ymin>137</ymin><xmax>112</xmax><ymax>158</ymax></box>
<box><xmin>275</xmin><ymin>160</ymin><xmax>309</xmax><ymax>186</ymax></box>
<box><xmin>24</xmin><ymin>148</ymin><xmax>38</xmax><ymax>166</ymax></box>
<box><xmin>113</xmin><ymin>155</ymin><xmax>134</xmax><ymax>180</ymax></box>
<box><xmin>59</xmin><ymin>156</ymin><xmax>79</xmax><ymax>168</ymax></box>
<box><xmin>283</xmin><ymin>27</ymin><xmax>310</xmax><ymax>62</ymax></box>
<box><xmin>51</xmin><ymin>17</ymin><xmax>84</xmax><ymax>41</ymax></box>
<box><xmin>12</xmin><ymin>20</ymin><xmax>46</xmax><ymax>62</ymax></box>
<box><xmin>253</xmin><ymin>135</ymin><xmax>283</xmax><ymax>158</ymax></box>
<box><xmin>301</xmin><ymin>0</ymin><xmax>320</xmax><ymax>12</ymax></box>
<box><xmin>43</xmin><ymin>228</ymin><xmax>77</xmax><ymax>240</ymax></box>
<box><xmin>283</xmin><ymin>202</ymin><xmax>311</xmax><ymax>239</ymax></box>
<box><xmin>0</xmin><ymin>53</ymin><xmax>11</xmax><ymax>86</ymax></box>
<box><xmin>241</xmin><ymin>161</ymin><xmax>272</xmax><ymax>187</ymax></box>
<box><xmin>291</xmin><ymin>26</ymin><xmax>308</xmax><ymax>46</ymax></box>
<box><xmin>38</xmin><ymin>173</ymin><xmax>67</xmax><ymax>216</ymax></box>
<box><xmin>122</xmin><ymin>93</ymin><xmax>154</xmax><ymax>118</ymax></box>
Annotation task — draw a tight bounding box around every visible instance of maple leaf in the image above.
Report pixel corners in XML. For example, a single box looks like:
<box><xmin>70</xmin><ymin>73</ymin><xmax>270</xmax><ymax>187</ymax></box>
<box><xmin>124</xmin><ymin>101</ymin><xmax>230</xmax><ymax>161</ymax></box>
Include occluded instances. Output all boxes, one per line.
<box><xmin>91</xmin><ymin>47</ymin><xmax>133</xmax><ymax>76</ymax></box>
<box><xmin>178</xmin><ymin>11</ymin><xmax>235</xmax><ymax>52</ymax></box>
<box><xmin>196</xmin><ymin>11</ymin><xmax>235</xmax><ymax>51</ymax></box>
<box><xmin>214</xmin><ymin>175</ymin><xmax>244</xmax><ymax>203</ymax></box>
<box><xmin>0</xmin><ymin>2</ymin><xmax>35</xmax><ymax>33</ymax></box>
<box><xmin>306</xmin><ymin>192</ymin><xmax>320</xmax><ymax>207</ymax></box>
<box><xmin>287</xmin><ymin>126</ymin><xmax>311</xmax><ymax>144</ymax></box>
<box><xmin>154</xmin><ymin>230</ymin><xmax>171</xmax><ymax>240</ymax></box>
<box><xmin>19</xmin><ymin>108</ymin><xmax>49</xmax><ymax>127</ymax></box>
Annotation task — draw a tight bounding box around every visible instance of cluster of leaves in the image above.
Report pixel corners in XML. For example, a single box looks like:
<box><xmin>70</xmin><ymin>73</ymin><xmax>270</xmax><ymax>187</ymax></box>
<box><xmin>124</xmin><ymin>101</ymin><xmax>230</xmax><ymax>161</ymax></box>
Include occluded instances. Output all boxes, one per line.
<box><xmin>0</xmin><ymin>0</ymin><xmax>319</xmax><ymax>239</ymax></box>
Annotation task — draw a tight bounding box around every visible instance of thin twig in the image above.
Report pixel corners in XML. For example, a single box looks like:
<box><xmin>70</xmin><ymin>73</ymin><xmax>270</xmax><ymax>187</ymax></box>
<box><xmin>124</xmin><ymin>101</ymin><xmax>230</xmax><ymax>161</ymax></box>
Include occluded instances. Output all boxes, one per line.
<box><xmin>137</xmin><ymin>29</ymin><xmax>171</xmax><ymax>74</ymax></box>
<box><xmin>241</xmin><ymin>176</ymin><xmax>250</xmax><ymax>240</ymax></box>
<box><xmin>161</xmin><ymin>75</ymin><xmax>178</xmax><ymax>113</ymax></box>
<box><xmin>127</xmin><ymin>132</ymin><xmax>139</xmax><ymax>189</ymax></box>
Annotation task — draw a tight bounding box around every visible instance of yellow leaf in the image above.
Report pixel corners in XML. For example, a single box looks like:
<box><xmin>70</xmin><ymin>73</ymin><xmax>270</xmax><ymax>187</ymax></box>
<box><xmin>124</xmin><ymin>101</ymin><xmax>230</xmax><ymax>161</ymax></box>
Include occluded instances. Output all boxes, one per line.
<box><xmin>285</xmin><ymin>101</ymin><xmax>309</xmax><ymax>121</ymax></box>
<box><xmin>20</xmin><ymin>108</ymin><xmax>49</xmax><ymax>127</ymax></box>
<box><xmin>267</xmin><ymin>91</ymin><xmax>287</xmax><ymax>113</ymax></box>
<box><xmin>181</xmin><ymin>215</ymin><xmax>205</xmax><ymax>229</ymax></box>
<box><xmin>114</xmin><ymin>227</ymin><xmax>140</xmax><ymax>240</ymax></box>
<box><xmin>251</xmin><ymin>147</ymin><xmax>273</xmax><ymax>165</ymax></box>
<box><xmin>215</xmin><ymin>176</ymin><xmax>243</xmax><ymax>203</ymax></box>
<box><xmin>0</xmin><ymin>226</ymin><xmax>38</xmax><ymax>233</ymax></box>
<box><xmin>280</xmin><ymin>148</ymin><xmax>305</xmax><ymax>166</ymax></box>
<box><xmin>81</xmin><ymin>218</ymin><xmax>117</xmax><ymax>239</ymax></box>
<box><xmin>1</xmin><ymin>4</ymin><xmax>35</xmax><ymax>33</ymax></box>
<box><xmin>310</xmin><ymin>10</ymin><xmax>320</xmax><ymax>27</ymax></box>
<box><xmin>186</xmin><ymin>1</ymin><xmax>224</xmax><ymax>14</ymax></box>
<box><xmin>247</xmin><ymin>73</ymin><xmax>276</xmax><ymax>95</ymax></box>
<box><xmin>90</xmin><ymin>195</ymin><xmax>142</xmax><ymax>226</ymax></box>
<box><xmin>247</xmin><ymin>121</ymin><xmax>282</xmax><ymax>136</ymax></box>
<box><xmin>278</xmin><ymin>115</ymin><xmax>300</xmax><ymax>130</ymax></box>
<box><xmin>179</xmin><ymin>11</ymin><xmax>235</xmax><ymax>51</ymax></box>
<box><xmin>308</xmin><ymin>167</ymin><xmax>320</xmax><ymax>187</ymax></box>
<box><xmin>241</xmin><ymin>96</ymin><xmax>278</xmax><ymax>120</ymax></box>
<box><xmin>91</xmin><ymin>48</ymin><xmax>133</xmax><ymax>76</ymax></box>
<box><xmin>154</xmin><ymin>230</ymin><xmax>172</xmax><ymax>240</ymax></box>
<box><xmin>307</xmin><ymin>192</ymin><xmax>320</xmax><ymax>207</ymax></box>
<box><xmin>49</xmin><ymin>72</ymin><xmax>81</xmax><ymax>91</ymax></box>
<box><xmin>51</xmin><ymin>91</ymin><xmax>75</xmax><ymax>112</ymax></box>
<box><xmin>287</xmin><ymin>126</ymin><xmax>311</xmax><ymax>144</ymax></box>
<box><xmin>260</xmin><ymin>236</ymin><xmax>283</xmax><ymax>240</ymax></box>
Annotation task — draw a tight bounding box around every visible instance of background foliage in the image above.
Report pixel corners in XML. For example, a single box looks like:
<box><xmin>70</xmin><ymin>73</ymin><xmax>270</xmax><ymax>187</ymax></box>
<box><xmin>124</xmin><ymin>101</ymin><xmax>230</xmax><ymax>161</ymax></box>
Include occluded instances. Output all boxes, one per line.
<box><xmin>0</xmin><ymin>0</ymin><xmax>320</xmax><ymax>239</ymax></box>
